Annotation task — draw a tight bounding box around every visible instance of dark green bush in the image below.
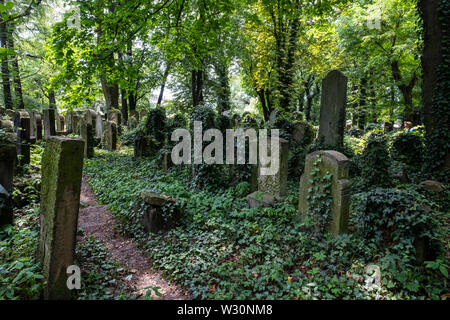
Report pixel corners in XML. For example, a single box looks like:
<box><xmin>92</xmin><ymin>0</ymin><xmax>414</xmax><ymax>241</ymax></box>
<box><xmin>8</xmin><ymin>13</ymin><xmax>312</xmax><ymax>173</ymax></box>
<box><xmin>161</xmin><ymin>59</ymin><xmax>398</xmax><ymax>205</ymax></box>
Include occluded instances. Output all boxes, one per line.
<box><xmin>390</xmin><ymin>130</ymin><xmax>425</xmax><ymax>168</ymax></box>
<box><xmin>351</xmin><ymin>188</ymin><xmax>443</xmax><ymax>261</ymax></box>
<box><xmin>361</xmin><ymin>130</ymin><xmax>391</xmax><ymax>188</ymax></box>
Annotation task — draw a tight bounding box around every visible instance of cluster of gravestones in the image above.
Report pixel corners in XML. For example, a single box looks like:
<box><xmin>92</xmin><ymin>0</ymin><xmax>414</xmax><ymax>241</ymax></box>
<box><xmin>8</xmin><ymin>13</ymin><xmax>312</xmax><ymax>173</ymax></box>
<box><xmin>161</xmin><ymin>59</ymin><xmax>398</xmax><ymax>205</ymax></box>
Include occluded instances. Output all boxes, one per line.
<box><xmin>0</xmin><ymin>105</ymin><xmax>125</xmax><ymax>299</ymax></box>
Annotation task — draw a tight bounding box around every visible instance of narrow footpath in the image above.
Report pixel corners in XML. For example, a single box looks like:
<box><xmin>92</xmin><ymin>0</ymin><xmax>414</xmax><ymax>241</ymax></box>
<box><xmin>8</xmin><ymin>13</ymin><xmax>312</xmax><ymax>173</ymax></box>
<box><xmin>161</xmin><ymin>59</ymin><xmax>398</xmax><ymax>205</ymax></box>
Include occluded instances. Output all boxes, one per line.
<box><xmin>77</xmin><ymin>175</ymin><xmax>190</xmax><ymax>300</ymax></box>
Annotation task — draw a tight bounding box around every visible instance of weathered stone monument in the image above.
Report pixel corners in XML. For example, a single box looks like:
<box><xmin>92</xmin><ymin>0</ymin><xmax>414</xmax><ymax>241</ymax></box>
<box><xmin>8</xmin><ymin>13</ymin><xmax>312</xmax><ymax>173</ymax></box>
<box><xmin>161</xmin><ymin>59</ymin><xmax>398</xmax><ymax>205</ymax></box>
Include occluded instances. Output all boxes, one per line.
<box><xmin>247</xmin><ymin>137</ymin><xmax>289</xmax><ymax>207</ymax></box>
<box><xmin>136</xmin><ymin>191</ymin><xmax>180</xmax><ymax>233</ymax></box>
<box><xmin>56</xmin><ymin>114</ymin><xmax>65</xmax><ymax>133</ymax></box>
<box><xmin>102</xmin><ymin>121</ymin><xmax>117</xmax><ymax>151</ymax></box>
<box><xmin>95</xmin><ymin>113</ymin><xmax>103</xmax><ymax>139</ymax></box>
<box><xmin>257</xmin><ymin>137</ymin><xmax>289</xmax><ymax>198</ymax></box>
<box><xmin>14</xmin><ymin>110</ymin><xmax>31</xmax><ymax>166</ymax></box>
<box><xmin>30</xmin><ymin>111</ymin><xmax>43</xmax><ymax>141</ymax></box>
<box><xmin>318</xmin><ymin>70</ymin><xmax>347</xmax><ymax>146</ymax></box>
<box><xmin>81</xmin><ymin>122</ymin><xmax>94</xmax><ymax>158</ymax></box>
<box><xmin>299</xmin><ymin>150</ymin><xmax>351</xmax><ymax>235</ymax></box>
<box><xmin>0</xmin><ymin>141</ymin><xmax>16</xmax><ymax>227</ymax></box>
<box><xmin>38</xmin><ymin>137</ymin><xmax>84</xmax><ymax>300</ymax></box>
<box><xmin>71</xmin><ymin>112</ymin><xmax>81</xmax><ymax>135</ymax></box>
<box><xmin>43</xmin><ymin>109</ymin><xmax>56</xmax><ymax>139</ymax></box>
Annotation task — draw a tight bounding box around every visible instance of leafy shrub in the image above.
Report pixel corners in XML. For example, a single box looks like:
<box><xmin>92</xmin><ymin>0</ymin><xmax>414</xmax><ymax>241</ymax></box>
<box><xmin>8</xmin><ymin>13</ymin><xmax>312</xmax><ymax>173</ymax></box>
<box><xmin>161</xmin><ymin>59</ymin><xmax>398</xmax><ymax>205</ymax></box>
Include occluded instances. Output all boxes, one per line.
<box><xmin>361</xmin><ymin>130</ymin><xmax>391</xmax><ymax>188</ymax></box>
<box><xmin>390</xmin><ymin>130</ymin><xmax>425</xmax><ymax>168</ymax></box>
<box><xmin>351</xmin><ymin>188</ymin><xmax>443</xmax><ymax>261</ymax></box>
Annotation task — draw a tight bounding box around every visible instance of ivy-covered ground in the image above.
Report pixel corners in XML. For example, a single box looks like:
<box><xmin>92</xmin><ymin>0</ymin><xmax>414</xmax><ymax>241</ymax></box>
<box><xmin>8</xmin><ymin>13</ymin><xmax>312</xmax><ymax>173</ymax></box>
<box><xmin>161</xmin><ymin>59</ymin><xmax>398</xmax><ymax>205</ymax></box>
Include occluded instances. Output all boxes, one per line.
<box><xmin>82</xmin><ymin>144</ymin><xmax>449</xmax><ymax>300</ymax></box>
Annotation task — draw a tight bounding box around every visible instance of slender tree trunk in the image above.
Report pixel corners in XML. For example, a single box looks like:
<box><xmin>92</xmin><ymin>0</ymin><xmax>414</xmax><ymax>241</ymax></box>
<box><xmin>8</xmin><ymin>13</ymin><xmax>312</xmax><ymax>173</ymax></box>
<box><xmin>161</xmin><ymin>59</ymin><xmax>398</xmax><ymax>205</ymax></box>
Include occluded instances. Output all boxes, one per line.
<box><xmin>391</xmin><ymin>60</ymin><xmax>417</xmax><ymax>122</ymax></box>
<box><xmin>121</xmin><ymin>89</ymin><xmax>128</xmax><ymax>125</ymax></box>
<box><xmin>192</xmin><ymin>69</ymin><xmax>204</xmax><ymax>107</ymax></box>
<box><xmin>157</xmin><ymin>63</ymin><xmax>170</xmax><ymax>107</ymax></box>
<box><xmin>0</xmin><ymin>12</ymin><xmax>13</xmax><ymax>110</ymax></box>
<box><xmin>358</xmin><ymin>77</ymin><xmax>368</xmax><ymax>130</ymax></box>
<box><xmin>7</xmin><ymin>24</ymin><xmax>24</xmax><ymax>109</ymax></box>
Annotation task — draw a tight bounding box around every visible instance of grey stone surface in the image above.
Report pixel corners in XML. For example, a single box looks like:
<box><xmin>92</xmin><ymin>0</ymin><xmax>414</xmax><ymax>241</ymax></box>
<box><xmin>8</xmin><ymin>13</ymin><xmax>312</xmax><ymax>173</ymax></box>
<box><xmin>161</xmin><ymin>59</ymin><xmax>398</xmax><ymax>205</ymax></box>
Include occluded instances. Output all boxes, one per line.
<box><xmin>257</xmin><ymin>137</ymin><xmax>289</xmax><ymax>199</ymax></box>
<box><xmin>43</xmin><ymin>109</ymin><xmax>56</xmax><ymax>139</ymax></box>
<box><xmin>38</xmin><ymin>137</ymin><xmax>84</xmax><ymax>300</ymax></box>
<box><xmin>299</xmin><ymin>150</ymin><xmax>351</xmax><ymax>236</ymax></box>
<box><xmin>14</xmin><ymin>110</ymin><xmax>31</xmax><ymax>166</ymax></box>
<box><xmin>247</xmin><ymin>191</ymin><xmax>276</xmax><ymax>208</ymax></box>
<box><xmin>318</xmin><ymin>70</ymin><xmax>347</xmax><ymax>146</ymax></box>
<box><xmin>138</xmin><ymin>191</ymin><xmax>179</xmax><ymax>233</ymax></box>
<box><xmin>102</xmin><ymin>121</ymin><xmax>117</xmax><ymax>151</ymax></box>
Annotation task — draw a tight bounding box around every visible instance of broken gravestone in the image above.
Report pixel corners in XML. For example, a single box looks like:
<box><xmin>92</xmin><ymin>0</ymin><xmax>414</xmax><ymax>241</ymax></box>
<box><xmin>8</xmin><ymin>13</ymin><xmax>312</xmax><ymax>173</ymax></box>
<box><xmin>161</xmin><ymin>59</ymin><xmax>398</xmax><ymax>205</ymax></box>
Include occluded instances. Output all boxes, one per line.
<box><xmin>299</xmin><ymin>150</ymin><xmax>351</xmax><ymax>236</ymax></box>
<box><xmin>38</xmin><ymin>137</ymin><xmax>84</xmax><ymax>300</ymax></box>
<box><xmin>136</xmin><ymin>191</ymin><xmax>180</xmax><ymax>233</ymax></box>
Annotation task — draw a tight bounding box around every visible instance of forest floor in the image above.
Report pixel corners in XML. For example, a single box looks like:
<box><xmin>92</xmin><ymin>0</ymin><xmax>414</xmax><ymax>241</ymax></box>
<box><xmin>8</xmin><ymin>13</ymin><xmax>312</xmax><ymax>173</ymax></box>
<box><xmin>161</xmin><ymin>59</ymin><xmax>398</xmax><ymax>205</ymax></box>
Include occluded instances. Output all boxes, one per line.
<box><xmin>77</xmin><ymin>175</ymin><xmax>190</xmax><ymax>300</ymax></box>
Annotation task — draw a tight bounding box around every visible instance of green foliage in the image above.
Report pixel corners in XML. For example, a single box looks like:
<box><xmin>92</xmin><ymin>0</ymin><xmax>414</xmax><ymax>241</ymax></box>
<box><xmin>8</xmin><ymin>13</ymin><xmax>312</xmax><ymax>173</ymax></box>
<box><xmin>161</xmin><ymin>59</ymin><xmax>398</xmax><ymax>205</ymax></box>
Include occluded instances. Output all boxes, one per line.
<box><xmin>84</xmin><ymin>151</ymin><xmax>449</xmax><ymax>300</ymax></box>
<box><xmin>304</xmin><ymin>155</ymin><xmax>333</xmax><ymax>237</ymax></box>
<box><xmin>351</xmin><ymin>188</ymin><xmax>444</xmax><ymax>260</ymax></box>
<box><xmin>361</xmin><ymin>130</ymin><xmax>392</xmax><ymax>188</ymax></box>
<box><xmin>390</xmin><ymin>130</ymin><xmax>425</xmax><ymax>168</ymax></box>
<box><xmin>0</xmin><ymin>225</ymin><xmax>44</xmax><ymax>300</ymax></box>
<box><xmin>74</xmin><ymin>236</ymin><xmax>134</xmax><ymax>300</ymax></box>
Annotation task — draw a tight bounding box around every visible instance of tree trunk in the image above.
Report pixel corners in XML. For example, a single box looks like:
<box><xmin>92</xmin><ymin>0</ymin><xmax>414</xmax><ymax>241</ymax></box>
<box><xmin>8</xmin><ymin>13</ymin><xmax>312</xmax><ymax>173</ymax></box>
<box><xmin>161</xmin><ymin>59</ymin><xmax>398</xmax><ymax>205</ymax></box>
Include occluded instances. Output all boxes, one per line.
<box><xmin>420</xmin><ymin>0</ymin><xmax>443</xmax><ymax>132</ymax></box>
<box><xmin>391</xmin><ymin>60</ymin><xmax>417</xmax><ymax>122</ymax></box>
<box><xmin>358</xmin><ymin>77</ymin><xmax>368</xmax><ymax>130</ymax></box>
<box><xmin>121</xmin><ymin>89</ymin><xmax>128</xmax><ymax>125</ymax></box>
<box><xmin>192</xmin><ymin>69</ymin><xmax>204</xmax><ymax>107</ymax></box>
<box><xmin>157</xmin><ymin>63</ymin><xmax>170</xmax><ymax>107</ymax></box>
<box><xmin>101</xmin><ymin>79</ymin><xmax>119</xmax><ymax>111</ymax></box>
<box><xmin>7</xmin><ymin>24</ymin><xmax>24</xmax><ymax>109</ymax></box>
<box><xmin>0</xmin><ymin>13</ymin><xmax>13</xmax><ymax>110</ymax></box>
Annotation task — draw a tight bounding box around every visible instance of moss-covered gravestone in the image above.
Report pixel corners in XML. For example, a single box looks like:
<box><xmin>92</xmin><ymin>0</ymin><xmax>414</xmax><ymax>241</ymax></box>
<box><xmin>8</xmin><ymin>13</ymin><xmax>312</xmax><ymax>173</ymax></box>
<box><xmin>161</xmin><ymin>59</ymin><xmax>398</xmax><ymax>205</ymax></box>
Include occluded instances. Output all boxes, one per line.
<box><xmin>318</xmin><ymin>70</ymin><xmax>347</xmax><ymax>147</ymax></box>
<box><xmin>102</xmin><ymin>121</ymin><xmax>117</xmax><ymax>151</ymax></box>
<box><xmin>257</xmin><ymin>137</ymin><xmax>289</xmax><ymax>199</ymax></box>
<box><xmin>38</xmin><ymin>137</ymin><xmax>84</xmax><ymax>300</ymax></box>
<box><xmin>81</xmin><ymin>122</ymin><xmax>94</xmax><ymax>158</ymax></box>
<box><xmin>43</xmin><ymin>109</ymin><xmax>56</xmax><ymax>139</ymax></box>
<box><xmin>299</xmin><ymin>150</ymin><xmax>350</xmax><ymax>236</ymax></box>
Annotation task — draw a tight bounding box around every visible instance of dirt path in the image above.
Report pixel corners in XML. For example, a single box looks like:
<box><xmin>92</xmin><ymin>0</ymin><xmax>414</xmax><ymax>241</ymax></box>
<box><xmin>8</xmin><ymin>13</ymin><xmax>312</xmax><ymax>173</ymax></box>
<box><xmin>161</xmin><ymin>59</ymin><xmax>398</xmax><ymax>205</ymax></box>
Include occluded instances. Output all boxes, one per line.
<box><xmin>77</xmin><ymin>176</ymin><xmax>190</xmax><ymax>300</ymax></box>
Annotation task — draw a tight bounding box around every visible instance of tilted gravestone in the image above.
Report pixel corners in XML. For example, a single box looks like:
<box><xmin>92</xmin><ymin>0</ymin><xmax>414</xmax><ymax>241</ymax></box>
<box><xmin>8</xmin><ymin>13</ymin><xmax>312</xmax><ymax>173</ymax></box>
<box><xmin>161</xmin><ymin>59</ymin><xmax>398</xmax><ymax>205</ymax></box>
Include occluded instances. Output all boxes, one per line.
<box><xmin>14</xmin><ymin>110</ymin><xmax>31</xmax><ymax>166</ymax></box>
<box><xmin>299</xmin><ymin>150</ymin><xmax>351</xmax><ymax>236</ymax></box>
<box><xmin>318</xmin><ymin>70</ymin><xmax>347</xmax><ymax>146</ymax></box>
<box><xmin>102</xmin><ymin>121</ymin><xmax>117</xmax><ymax>151</ymax></box>
<box><xmin>81</xmin><ymin>121</ymin><xmax>94</xmax><ymax>158</ymax></box>
<box><xmin>38</xmin><ymin>137</ymin><xmax>84</xmax><ymax>300</ymax></box>
<box><xmin>43</xmin><ymin>109</ymin><xmax>56</xmax><ymax>139</ymax></box>
<box><xmin>0</xmin><ymin>141</ymin><xmax>16</xmax><ymax>227</ymax></box>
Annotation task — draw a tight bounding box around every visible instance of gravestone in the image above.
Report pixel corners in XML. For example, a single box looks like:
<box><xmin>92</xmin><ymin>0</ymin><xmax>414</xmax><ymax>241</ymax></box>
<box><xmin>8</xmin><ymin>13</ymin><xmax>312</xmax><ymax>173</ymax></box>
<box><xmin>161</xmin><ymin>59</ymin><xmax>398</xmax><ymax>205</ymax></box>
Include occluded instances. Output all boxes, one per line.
<box><xmin>14</xmin><ymin>110</ymin><xmax>31</xmax><ymax>166</ymax></box>
<box><xmin>247</xmin><ymin>191</ymin><xmax>276</xmax><ymax>208</ymax></box>
<box><xmin>38</xmin><ymin>137</ymin><xmax>84</xmax><ymax>300</ymax></box>
<box><xmin>56</xmin><ymin>114</ymin><xmax>65</xmax><ymax>133</ymax></box>
<box><xmin>43</xmin><ymin>109</ymin><xmax>56</xmax><ymax>139</ymax></box>
<box><xmin>0</xmin><ymin>142</ymin><xmax>16</xmax><ymax>227</ymax></box>
<box><xmin>95</xmin><ymin>114</ymin><xmax>103</xmax><ymax>139</ymax></box>
<box><xmin>257</xmin><ymin>137</ymin><xmax>289</xmax><ymax>199</ymax></box>
<box><xmin>30</xmin><ymin>111</ymin><xmax>43</xmax><ymax>141</ymax></box>
<box><xmin>81</xmin><ymin>122</ymin><xmax>94</xmax><ymax>158</ymax></box>
<box><xmin>102</xmin><ymin>121</ymin><xmax>117</xmax><ymax>151</ymax></box>
<box><xmin>299</xmin><ymin>150</ymin><xmax>351</xmax><ymax>236</ymax></box>
<box><xmin>318</xmin><ymin>70</ymin><xmax>347</xmax><ymax>146</ymax></box>
<box><xmin>107</xmin><ymin>110</ymin><xmax>122</xmax><ymax>135</ymax></box>
<box><xmin>84</xmin><ymin>109</ymin><xmax>97</xmax><ymax>128</ymax></box>
<box><xmin>71</xmin><ymin>113</ymin><xmax>81</xmax><ymax>135</ymax></box>
<box><xmin>136</xmin><ymin>191</ymin><xmax>180</xmax><ymax>233</ymax></box>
